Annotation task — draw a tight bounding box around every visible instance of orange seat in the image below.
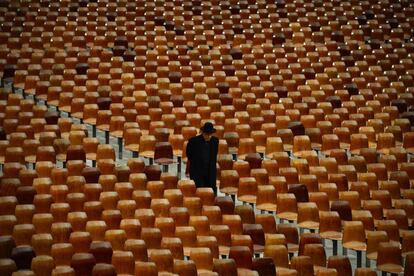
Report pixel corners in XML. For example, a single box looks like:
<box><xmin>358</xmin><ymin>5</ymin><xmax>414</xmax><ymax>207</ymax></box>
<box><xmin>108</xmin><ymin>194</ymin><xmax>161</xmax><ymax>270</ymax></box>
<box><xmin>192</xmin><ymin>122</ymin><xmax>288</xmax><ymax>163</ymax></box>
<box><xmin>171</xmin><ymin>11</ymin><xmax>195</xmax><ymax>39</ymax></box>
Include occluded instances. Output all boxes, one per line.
<box><xmin>327</xmin><ymin>256</ymin><xmax>352</xmax><ymax>276</ymax></box>
<box><xmin>297</xmin><ymin>202</ymin><xmax>320</xmax><ymax>231</ymax></box>
<box><xmin>320</xmin><ymin>211</ymin><xmax>342</xmax><ymax>245</ymax></box>
<box><xmin>377</xmin><ymin>241</ymin><xmax>404</xmax><ymax>274</ymax></box>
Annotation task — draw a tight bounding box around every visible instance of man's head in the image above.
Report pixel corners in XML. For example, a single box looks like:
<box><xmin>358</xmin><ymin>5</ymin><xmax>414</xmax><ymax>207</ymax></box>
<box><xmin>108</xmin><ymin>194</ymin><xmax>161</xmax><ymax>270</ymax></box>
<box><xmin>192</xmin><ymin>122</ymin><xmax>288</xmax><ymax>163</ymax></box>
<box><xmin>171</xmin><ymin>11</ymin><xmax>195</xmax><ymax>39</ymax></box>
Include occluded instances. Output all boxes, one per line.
<box><xmin>200</xmin><ymin>122</ymin><xmax>216</xmax><ymax>141</ymax></box>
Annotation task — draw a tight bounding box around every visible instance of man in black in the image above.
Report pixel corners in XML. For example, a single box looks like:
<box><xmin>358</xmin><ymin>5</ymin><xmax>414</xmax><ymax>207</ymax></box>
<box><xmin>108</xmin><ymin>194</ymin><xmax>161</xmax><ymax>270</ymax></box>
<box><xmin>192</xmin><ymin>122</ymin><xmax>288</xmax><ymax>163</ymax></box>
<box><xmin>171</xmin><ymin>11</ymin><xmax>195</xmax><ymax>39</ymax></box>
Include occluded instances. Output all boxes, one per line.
<box><xmin>186</xmin><ymin>122</ymin><xmax>219</xmax><ymax>195</ymax></box>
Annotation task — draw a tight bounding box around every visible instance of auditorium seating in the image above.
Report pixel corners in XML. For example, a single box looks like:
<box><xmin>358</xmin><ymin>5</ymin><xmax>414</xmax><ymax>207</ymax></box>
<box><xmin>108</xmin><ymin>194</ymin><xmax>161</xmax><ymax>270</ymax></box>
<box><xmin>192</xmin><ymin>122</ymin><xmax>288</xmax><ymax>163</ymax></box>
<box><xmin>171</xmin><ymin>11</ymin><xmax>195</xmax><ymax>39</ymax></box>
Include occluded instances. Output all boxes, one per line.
<box><xmin>1</xmin><ymin>0</ymin><xmax>414</xmax><ymax>274</ymax></box>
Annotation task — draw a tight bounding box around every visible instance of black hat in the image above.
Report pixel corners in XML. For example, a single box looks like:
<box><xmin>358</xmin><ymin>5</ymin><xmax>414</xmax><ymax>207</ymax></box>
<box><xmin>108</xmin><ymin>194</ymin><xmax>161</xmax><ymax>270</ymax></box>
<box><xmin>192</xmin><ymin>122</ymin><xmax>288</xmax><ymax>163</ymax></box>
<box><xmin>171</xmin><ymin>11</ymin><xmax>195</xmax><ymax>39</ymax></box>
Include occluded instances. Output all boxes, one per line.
<box><xmin>200</xmin><ymin>122</ymin><xmax>216</xmax><ymax>134</ymax></box>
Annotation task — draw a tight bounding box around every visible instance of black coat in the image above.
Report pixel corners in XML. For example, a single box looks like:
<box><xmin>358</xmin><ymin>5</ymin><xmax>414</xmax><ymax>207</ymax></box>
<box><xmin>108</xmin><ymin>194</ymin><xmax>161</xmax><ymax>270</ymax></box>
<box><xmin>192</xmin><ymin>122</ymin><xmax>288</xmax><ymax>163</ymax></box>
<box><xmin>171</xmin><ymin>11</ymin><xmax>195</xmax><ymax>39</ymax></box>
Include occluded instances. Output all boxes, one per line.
<box><xmin>186</xmin><ymin>134</ymin><xmax>219</xmax><ymax>190</ymax></box>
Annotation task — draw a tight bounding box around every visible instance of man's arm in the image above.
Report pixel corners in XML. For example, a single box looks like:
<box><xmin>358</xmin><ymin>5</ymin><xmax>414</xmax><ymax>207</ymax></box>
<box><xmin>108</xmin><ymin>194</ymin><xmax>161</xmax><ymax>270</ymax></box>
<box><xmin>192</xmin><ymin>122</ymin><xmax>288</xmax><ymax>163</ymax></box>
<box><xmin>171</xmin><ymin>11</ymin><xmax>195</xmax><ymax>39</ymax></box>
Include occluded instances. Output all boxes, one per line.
<box><xmin>213</xmin><ymin>137</ymin><xmax>219</xmax><ymax>156</ymax></box>
<box><xmin>186</xmin><ymin>138</ymin><xmax>193</xmax><ymax>161</ymax></box>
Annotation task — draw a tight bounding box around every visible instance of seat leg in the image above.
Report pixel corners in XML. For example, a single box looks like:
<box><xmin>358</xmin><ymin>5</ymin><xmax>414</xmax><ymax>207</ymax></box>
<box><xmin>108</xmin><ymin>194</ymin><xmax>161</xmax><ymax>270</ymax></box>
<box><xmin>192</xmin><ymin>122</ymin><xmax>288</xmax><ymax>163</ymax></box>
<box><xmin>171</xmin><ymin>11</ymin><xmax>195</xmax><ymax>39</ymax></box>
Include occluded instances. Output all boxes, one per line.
<box><xmin>118</xmin><ymin>137</ymin><xmax>123</xmax><ymax>160</ymax></box>
<box><xmin>92</xmin><ymin>125</ymin><xmax>96</xmax><ymax>137</ymax></box>
<box><xmin>105</xmin><ymin>131</ymin><xmax>109</xmax><ymax>144</ymax></box>
<box><xmin>356</xmin><ymin>250</ymin><xmax>362</xmax><ymax>267</ymax></box>
<box><xmin>132</xmin><ymin>151</ymin><xmax>138</xmax><ymax>158</ymax></box>
<box><xmin>163</xmin><ymin>164</ymin><xmax>168</xmax><ymax>172</ymax></box>
<box><xmin>177</xmin><ymin>156</ymin><xmax>181</xmax><ymax>177</ymax></box>
<box><xmin>332</xmin><ymin>240</ymin><xmax>338</xmax><ymax>255</ymax></box>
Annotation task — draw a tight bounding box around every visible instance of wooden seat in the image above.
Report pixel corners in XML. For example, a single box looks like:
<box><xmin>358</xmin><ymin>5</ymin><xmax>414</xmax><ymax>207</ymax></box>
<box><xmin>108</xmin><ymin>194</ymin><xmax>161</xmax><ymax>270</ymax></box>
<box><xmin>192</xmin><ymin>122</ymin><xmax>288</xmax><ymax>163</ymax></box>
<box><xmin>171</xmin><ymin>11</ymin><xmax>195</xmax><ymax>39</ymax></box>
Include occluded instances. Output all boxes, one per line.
<box><xmin>330</xmin><ymin>200</ymin><xmax>352</xmax><ymax>221</ymax></box>
<box><xmin>297</xmin><ymin>202</ymin><xmax>319</xmax><ymax>231</ymax></box>
<box><xmin>327</xmin><ymin>256</ymin><xmax>352</xmax><ymax>276</ymax></box>
<box><xmin>276</xmin><ymin>193</ymin><xmax>298</xmax><ymax>221</ymax></box>
<box><xmin>237</xmin><ymin>137</ymin><xmax>256</xmax><ymax>160</ymax></box>
<box><xmin>229</xmin><ymin>246</ymin><xmax>255</xmax><ymax>275</ymax></box>
<box><xmin>377</xmin><ymin>241</ymin><xmax>404</xmax><ymax>274</ymax></box>
<box><xmin>308</xmin><ymin>190</ymin><xmax>329</xmax><ymax>210</ymax></box>
<box><xmin>135</xmin><ymin>261</ymin><xmax>158</xmax><ymax>276</ymax></box>
<box><xmin>319</xmin><ymin>211</ymin><xmax>342</xmax><ymax>255</ymax></box>
<box><xmin>404</xmin><ymin>252</ymin><xmax>414</xmax><ymax>276</ymax></box>
<box><xmin>366</xmin><ymin>230</ymin><xmax>389</xmax><ymax>264</ymax></box>
<box><xmin>51</xmin><ymin>265</ymin><xmax>75</xmax><ymax>276</ymax></box>
<box><xmin>91</xmin><ymin>263</ymin><xmax>116</xmax><ymax>276</ymax></box>
<box><xmin>0</xmin><ymin>258</ymin><xmax>17</xmax><ymax>274</ymax></box>
<box><xmin>5</xmin><ymin>146</ymin><xmax>25</xmax><ymax>164</ymax></box>
<box><xmin>0</xmin><ymin>235</ymin><xmax>16</xmax><ymax>258</ymax></box>
<box><xmin>173</xmin><ymin>259</ymin><xmax>197</xmax><ymax>276</ymax></box>
<box><xmin>70</xmin><ymin>253</ymin><xmax>96</xmax><ymax>276</ymax></box>
<box><xmin>209</xmin><ymin>223</ymin><xmax>231</xmax><ymax>256</ymax></box>
<box><xmin>212</xmin><ymin>259</ymin><xmax>237</xmax><ymax>276</ymax></box>
<box><xmin>354</xmin><ymin>268</ymin><xmax>377</xmax><ymax>276</ymax></box>
<box><xmin>376</xmin><ymin>220</ymin><xmax>400</xmax><ymax>243</ymax></box>
<box><xmin>277</xmin><ymin>223</ymin><xmax>299</xmax><ymax>254</ymax></box>
<box><xmin>154</xmin><ymin>142</ymin><xmax>175</xmax><ymax>171</ymax></box>
<box><xmin>256</xmin><ymin>185</ymin><xmax>277</xmax><ymax>213</ymax></box>
<box><xmin>123</xmin><ymin>239</ymin><xmax>147</xmax><ymax>262</ymax></box>
<box><xmin>190</xmin><ymin>247</ymin><xmax>214</xmax><ymax>273</ymax></box>
<box><xmin>150</xmin><ymin>249</ymin><xmax>174</xmax><ymax>273</ymax></box>
<box><xmin>237</xmin><ymin>177</ymin><xmax>258</xmax><ymax>205</ymax></box>
<box><xmin>403</xmin><ymin>132</ymin><xmax>414</xmax><ymax>154</ymax></box>
<box><xmin>386</xmin><ymin>208</ymin><xmax>410</xmax><ymax>235</ymax></box>
<box><xmin>290</xmin><ymin>256</ymin><xmax>314</xmax><ymax>276</ymax></box>
<box><xmin>139</xmin><ymin>134</ymin><xmax>156</xmax><ymax>160</ymax></box>
<box><xmin>371</xmin><ymin>190</ymin><xmax>393</xmax><ymax>210</ymax></box>
<box><xmin>292</xmin><ymin>135</ymin><xmax>312</xmax><ymax>158</ymax></box>
<box><xmin>303</xmin><ymin>243</ymin><xmax>326</xmax><ymax>272</ymax></box>
<box><xmin>265</xmin><ymin>137</ymin><xmax>284</xmax><ymax>158</ymax></box>
<box><xmin>264</xmin><ymin>244</ymin><xmax>289</xmax><ymax>272</ymax></box>
<box><xmin>251</xmin><ymin>257</ymin><xmax>276</xmax><ymax>276</ymax></box>
<box><xmin>342</xmin><ymin>221</ymin><xmax>366</xmax><ymax>267</ymax></box>
<box><xmin>195</xmin><ymin>187</ymin><xmax>214</xmax><ymax>206</ymax></box>
<box><xmin>243</xmin><ymin>223</ymin><xmax>265</xmax><ymax>253</ymax></box>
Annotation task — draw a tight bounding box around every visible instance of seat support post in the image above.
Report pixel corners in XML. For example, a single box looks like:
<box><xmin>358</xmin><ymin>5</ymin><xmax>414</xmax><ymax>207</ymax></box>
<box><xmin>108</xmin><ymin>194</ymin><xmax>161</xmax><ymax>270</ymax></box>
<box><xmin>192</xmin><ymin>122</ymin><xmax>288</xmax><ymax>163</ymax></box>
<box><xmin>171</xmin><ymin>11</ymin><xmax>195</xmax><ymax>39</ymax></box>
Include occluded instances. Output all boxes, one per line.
<box><xmin>118</xmin><ymin>137</ymin><xmax>123</xmax><ymax>160</ymax></box>
<box><xmin>332</xmin><ymin>240</ymin><xmax>338</xmax><ymax>255</ymax></box>
<box><xmin>177</xmin><ymin>156</ymin><xmax>181</xmax><ymax>177</ymax></box>
<box><xmin>357</xmin><ymin>250</ymin><xmax>362</xmax><ymax>267</ymax></box>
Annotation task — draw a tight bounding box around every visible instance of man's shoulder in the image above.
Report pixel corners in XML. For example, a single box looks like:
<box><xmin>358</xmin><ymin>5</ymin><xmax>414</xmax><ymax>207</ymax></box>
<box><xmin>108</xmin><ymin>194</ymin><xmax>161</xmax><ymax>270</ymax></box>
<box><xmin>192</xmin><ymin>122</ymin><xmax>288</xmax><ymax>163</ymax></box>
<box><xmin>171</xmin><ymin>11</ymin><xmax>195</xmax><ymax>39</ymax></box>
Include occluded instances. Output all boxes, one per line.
<box><xmin>211</xmin><ymin>136</ymin><xmax>219</xmax><ymax>145</ymax></box>
<box><xmin>189</xmin><ymin>135</ymin><xmax>202</xmax><ymax>143</ymax></box>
